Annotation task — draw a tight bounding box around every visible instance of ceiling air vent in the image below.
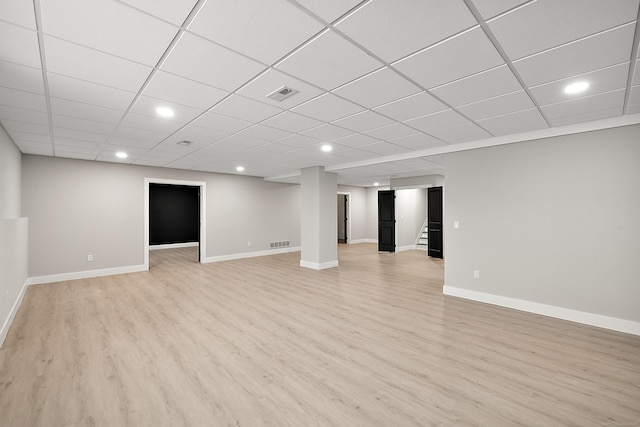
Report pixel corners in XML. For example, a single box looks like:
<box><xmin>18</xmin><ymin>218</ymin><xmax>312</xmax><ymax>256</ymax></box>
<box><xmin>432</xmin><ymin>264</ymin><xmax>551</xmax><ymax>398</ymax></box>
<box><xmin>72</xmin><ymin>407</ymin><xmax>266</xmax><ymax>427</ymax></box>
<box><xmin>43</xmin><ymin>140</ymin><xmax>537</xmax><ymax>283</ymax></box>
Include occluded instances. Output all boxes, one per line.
<box><xmin>266</xmin><ymin>86</ymin><xmax>299</xmax><ymax>102</ymax></box>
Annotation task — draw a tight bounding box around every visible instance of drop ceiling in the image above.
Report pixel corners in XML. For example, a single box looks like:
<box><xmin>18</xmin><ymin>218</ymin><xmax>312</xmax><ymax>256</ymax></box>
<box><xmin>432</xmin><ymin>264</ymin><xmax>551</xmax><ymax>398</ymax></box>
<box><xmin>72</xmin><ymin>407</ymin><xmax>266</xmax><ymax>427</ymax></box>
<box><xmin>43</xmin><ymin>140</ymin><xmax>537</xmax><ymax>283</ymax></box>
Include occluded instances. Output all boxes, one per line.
<box><xmin>1</xmin><ymin>0</ymin><xmax>639</xmax><ymax>186</ymax></box>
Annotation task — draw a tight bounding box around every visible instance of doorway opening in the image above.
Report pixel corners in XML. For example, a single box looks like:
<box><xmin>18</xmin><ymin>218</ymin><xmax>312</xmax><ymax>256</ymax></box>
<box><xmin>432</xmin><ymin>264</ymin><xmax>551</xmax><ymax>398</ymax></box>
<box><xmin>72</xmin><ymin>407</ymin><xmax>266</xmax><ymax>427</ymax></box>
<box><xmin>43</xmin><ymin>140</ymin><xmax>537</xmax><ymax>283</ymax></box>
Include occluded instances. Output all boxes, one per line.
<box><xmin>337</xmin><ymin>193</ymin><xmax>350</xmax><ymax>244</ymax></box>
<box><xmin>144</xmin><ymin>178</ymin><xmax>206</xmax><ymax>270</ymax></box>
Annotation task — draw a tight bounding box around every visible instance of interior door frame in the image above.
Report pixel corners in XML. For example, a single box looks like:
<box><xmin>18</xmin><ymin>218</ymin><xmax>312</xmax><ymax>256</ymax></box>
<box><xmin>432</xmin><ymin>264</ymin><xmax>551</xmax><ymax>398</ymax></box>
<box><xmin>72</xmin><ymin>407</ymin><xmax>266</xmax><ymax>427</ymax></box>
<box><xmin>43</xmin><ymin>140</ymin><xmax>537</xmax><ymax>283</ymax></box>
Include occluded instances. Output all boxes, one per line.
<box><xmin>337</xmin><ymin>191</ymin><xmax>351</xmax><ymax>244</ymax></box>
<box><xmin>144</xmin><ymin>178</ymin><xmax>206</xmax><ymax>270</ymax></box>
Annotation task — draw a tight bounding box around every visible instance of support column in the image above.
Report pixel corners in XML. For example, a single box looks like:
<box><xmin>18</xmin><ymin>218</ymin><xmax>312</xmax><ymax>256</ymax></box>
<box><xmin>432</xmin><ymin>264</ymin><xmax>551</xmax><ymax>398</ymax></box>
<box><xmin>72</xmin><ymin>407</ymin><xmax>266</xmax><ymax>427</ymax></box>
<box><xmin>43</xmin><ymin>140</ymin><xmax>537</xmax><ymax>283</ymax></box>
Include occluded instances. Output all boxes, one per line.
<box><xmin>300</xmin><ymin>166</ymin><xmax>338</xmax><ymax>270</ymax></box>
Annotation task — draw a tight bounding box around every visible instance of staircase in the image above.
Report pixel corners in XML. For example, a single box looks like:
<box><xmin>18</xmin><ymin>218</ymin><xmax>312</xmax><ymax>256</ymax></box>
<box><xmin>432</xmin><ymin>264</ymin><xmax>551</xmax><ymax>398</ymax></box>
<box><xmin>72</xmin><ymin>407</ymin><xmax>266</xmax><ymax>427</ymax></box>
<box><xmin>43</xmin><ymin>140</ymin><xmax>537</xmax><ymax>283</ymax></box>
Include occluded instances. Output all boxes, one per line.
<box><xmin>415</xmin><ymin>219</ymin><xmax>428</xmax><ymax>250</ymax></box>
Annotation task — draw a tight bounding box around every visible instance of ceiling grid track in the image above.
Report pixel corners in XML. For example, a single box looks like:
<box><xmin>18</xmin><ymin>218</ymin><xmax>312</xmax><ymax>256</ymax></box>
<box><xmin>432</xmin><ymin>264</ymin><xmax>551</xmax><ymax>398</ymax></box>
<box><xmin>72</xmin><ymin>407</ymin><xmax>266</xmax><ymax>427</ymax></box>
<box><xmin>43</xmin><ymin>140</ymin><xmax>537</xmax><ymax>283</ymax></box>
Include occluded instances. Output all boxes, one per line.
<box><xmin>622</xmin><ymin>7</ymin><xmax>640</xmax><ymax>114</ymax></box>
<box><xmin>32</xmin><ymin>0</ymin><xmax>56</xmax><ymax>156</ymax></box>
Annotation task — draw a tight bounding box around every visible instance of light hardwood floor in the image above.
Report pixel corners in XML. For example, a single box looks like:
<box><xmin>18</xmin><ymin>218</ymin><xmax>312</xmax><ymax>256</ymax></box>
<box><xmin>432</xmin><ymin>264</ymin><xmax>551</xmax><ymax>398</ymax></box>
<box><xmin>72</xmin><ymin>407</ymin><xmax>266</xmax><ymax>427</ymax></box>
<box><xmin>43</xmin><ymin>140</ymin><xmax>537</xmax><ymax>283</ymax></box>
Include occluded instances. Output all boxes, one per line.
<box><xmin>1</xmin><ymin>244</ymin><xmax>639</xmax><ymax>426</ymax></box>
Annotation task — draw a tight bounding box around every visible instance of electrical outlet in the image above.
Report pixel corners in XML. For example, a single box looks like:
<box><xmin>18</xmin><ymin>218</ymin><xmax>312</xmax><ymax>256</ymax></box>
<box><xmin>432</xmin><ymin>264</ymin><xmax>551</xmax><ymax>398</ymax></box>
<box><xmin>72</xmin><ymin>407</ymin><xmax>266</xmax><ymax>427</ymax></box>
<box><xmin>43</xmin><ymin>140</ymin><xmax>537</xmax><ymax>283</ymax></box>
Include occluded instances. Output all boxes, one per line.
<box><xmin>88</xmin><ymin>255</ymin><xmax>93</xmax><ymax>262</ymax></box>
<box><xmin>473</xmin><ymin>270</ymin><xmax>480</xmax><ymax>279</ymax></box>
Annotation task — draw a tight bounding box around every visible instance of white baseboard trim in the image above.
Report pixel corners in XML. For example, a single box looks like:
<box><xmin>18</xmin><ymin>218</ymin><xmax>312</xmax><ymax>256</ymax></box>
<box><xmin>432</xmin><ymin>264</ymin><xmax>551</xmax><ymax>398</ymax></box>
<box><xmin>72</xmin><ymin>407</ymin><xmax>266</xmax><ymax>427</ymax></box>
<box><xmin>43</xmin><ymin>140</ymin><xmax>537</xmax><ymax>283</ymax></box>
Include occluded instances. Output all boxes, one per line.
<box><xmin>300</xmin><ymin>259</ymin><xmax>339</xmax><ymax>270</ymax></box>
<box><xmin>0</xmin><ymin>278</ymin><xmax>29</xmax><ymax>348</ymax></box>
<box><xmin>149</xmin><ymin>242</ymin><xmax>198</xmax><ymax>250</ymax></box>
<box><xmin>443</xmin><ymin>286</ymin><xmax>640</xmax><ymax>336</ymax></box>
<box><xmin>27</xmin><ymin>264</ymin><xmax>147</xmax><ymax>286</ymax></box>
<box><xmin>203</xmin><ymin>246</ymin><xmax>300</xmax><ymax>263</ymax></box>
<box><xmin>396</xmin><ymin>245</ymin><xmax>417</xmax><ymax>252</ymax></box>
<box><xmin>349</xmin><ymin>239</ymin><xmax>377</xmax><ymax>244</ymax></box>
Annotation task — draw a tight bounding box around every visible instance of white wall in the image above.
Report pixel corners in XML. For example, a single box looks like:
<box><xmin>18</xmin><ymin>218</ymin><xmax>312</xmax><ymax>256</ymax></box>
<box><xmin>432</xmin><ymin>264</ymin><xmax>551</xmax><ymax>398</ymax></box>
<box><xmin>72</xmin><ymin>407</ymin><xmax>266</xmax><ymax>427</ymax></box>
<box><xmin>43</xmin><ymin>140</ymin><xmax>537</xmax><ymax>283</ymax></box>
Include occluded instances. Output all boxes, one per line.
<box><xmin>22</xmin><ymin>155</ymin><xmax>300</xmax><ymax>278</ymax></box>
<box><xmin>364</xmin><ymin>186</ymin><xmax>389</xmax><ymax>242</ymax></box>
<box><xmin>0</xmin><ymin>127</ymin><xmax>28</xmax><ymax>347</ymax></box>
<box><xmin>443</xmin><ymin>124</ymin><xmax>640</xmax><ymax>329</ymax></box>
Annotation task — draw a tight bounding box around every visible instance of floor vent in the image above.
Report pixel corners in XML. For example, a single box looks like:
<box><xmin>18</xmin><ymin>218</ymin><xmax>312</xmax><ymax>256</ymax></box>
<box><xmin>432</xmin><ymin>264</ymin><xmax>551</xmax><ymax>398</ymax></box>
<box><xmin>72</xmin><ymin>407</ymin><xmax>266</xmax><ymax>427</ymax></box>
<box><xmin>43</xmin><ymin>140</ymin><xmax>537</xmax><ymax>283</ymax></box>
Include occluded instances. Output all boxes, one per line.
<box><xmin>270</xmin><ymin>240</ymin><xmax>290</xmax><ymax>248</ymax></box>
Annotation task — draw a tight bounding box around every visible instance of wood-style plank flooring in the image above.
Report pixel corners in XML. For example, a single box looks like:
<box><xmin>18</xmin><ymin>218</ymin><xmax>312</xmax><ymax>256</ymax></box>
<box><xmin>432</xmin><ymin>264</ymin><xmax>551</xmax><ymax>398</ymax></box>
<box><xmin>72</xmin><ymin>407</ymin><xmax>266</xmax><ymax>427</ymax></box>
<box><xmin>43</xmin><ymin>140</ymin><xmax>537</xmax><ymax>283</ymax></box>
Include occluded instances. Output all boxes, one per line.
<box><xmin>1</xmin><ymin>244</ymin><xmax>639</xmax><ymax>426</ymax></box>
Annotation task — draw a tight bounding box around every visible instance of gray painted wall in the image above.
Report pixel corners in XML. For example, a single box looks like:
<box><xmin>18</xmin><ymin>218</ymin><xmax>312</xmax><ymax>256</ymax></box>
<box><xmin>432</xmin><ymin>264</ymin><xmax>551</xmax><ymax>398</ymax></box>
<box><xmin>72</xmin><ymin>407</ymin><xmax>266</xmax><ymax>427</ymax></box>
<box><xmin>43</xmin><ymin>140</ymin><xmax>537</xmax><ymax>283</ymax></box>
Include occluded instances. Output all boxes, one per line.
<box><xmin>0</xmin><ymin>128</ymin><xmax>27</xmax><ymax>345</ymax></box>
<box><xmin>337</xmin><ymin>185</ymin><xmax>368</xmax><ymax>242</ymax></box>
<box><xmin>443</xmin><ymin>124</ymin><xmax>640</xmax><ymax>322</ymax></box>
<box><xmin>22</xmin><ymin>155</ymin><xmax>300</xmax><ymax>277</ymax></box>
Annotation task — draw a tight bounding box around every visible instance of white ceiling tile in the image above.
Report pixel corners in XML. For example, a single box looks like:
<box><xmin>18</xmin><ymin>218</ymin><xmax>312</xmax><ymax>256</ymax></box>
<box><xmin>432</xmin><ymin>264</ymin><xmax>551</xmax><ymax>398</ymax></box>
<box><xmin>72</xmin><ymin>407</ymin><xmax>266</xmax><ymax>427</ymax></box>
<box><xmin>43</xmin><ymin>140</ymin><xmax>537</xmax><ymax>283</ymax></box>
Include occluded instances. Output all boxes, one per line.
<box><xmin>209</xmin><ymin>95</ymin><xmax>283</xmax><ymax>122</ymax></box>
<box><xmin>293</xmin><ymin>0</ymin><xmax>362</xmax><ymax>22</ymax></box>
<box><xmin>236</xmin><ymin>68</ymin><xmax>325</xmax><ymax>109</ymax></box>
<box><xmin>41</xmin><ymin>0</ymin><xmax>179</xmax><ymax>66</ymax></box>
<box><xmin>513</xmin><ymin>23</ymin><xmax>635</xmax><ymax>86</ymax></box>
<box><xmin>208</xmin><ymin>134</ymin><xmax>265</xmax><ymax>152</ymax></box>
<box><xmin>361</xmin><ymin>142</ymin><xmax>410</xmax><ymax>155</ymax></box>
<box><xmin>471</xmin><ymin>0</ymin><xmax>529</xmax><ymax>20</ymax></box>
<box><xmin>52</xmin><ymin>138</ymin><xmax>102</xmax><ymax>149</ymax></box>
<box><xmin>161</xmin><ymin>32</ymin><xmax>266</xmax><ymax>91</ymax></box>
<box><xmin>457</xmin><ymin>90</ymin><xmax>535</xmax><ymax>120</ymax></box>
<box><xmin>0</xmin><ymin>105</ymin><xmax>49</xmax><ymax>125</ymax></box>
<box><xmin>0</xmin><ymin>86</ymin><xmax>47</xmax><ymax>111</ymax></box>
<box><xmin>191</xmin><ymin>111</ymin><xmax>253</xmax><ymax>134</ymax></box>
<box><xmin>629</xmin><ymin>86</ymin><xmax>640</xmax><ymax>105</ymax></box>
<box><xmin>52</xmin><ymin>114</ymin><xmax>116</xmax><ymax>134</ymax></box>
<box><xmin>1</xmin><ymin>119</ymin><xmax>50</xmax><ymax>135</ymax></box>
<box><xmin>291</xmin><ymin>93</ymin><xmax>364</xmax><ymax>122</ymax></box>
<box><xmin>274</xmin><ymin>134</ymin><xmax>320</xmax><ymax>148</ymax></box>
<box><xmin>250</xmin><ymin>142</ymin><xmax>298</xmax><ymax>155</ymax></box>
<box><xmin>0</xmin><ymin>0</ymin><xmax>37</xmax><ymax>29</ymax></box>
<box><xmin>47</xmin><ymin>73</ymin><xmax>136</xmax><ymax>110</ymax></box>
<box><xmin>237</xmin><ymin>124</ymin><xmax>292</xmax><ymax>142</ymax></box>
<box><xmin>108</xmin><ymin>136</ymin><xmax>158</xmax><ymax>149</ymax></box>
<box><xmin>261</xmin><ymin>111</ymin><xmax>322</xmax><ymax>133</ymax></box>
<box><xmin>50</xmin><ymin>98</ymin><xmax>124</xmax><ymax>124</ymax></box>
<box><xmin>333</xmin><ymin>133</ymin><xmax>381</xmax><ymax>148</ymax></box>
<box><xmin>118</xmin><ymin>0</ymin><xmax>199</xmax><ymax>26</ymax></box>
<box><xmin>541</xmin><ymin>89</ymin><xmax>625</xmax><ymax>120</ymax></box>
<box><xmin>53</xmin><ymin>127</ymin><xmax>109</xmax><ymax>143</ymax></box>
<box><xmin>131</xmin><ymin>158</ymin><xmax>171</xmax><ymax>167</ymax></box>
<box><xmin>7</xmin><ymin>131</ymin><xmax>51</xmax><ymax>144</ymax></box>
<box><xmin>0</xmin><ymin>61</ymin><xmax>44</xmax><ymax>94</ymax></box>
<box><xmin>54</xmin><ymin>142</ymin><xmax>101</xmax><ymax>154</ymax></box>
<box><xmin>300</xmin><ymin>124</ymin><xmax>354</xmax><ymax>141</ymax></box>
<box><xmin>16</xmin><ymin>144</ymin><xmax>53</xmax><ymax>156</ymax></box>
<box><xmin>119</xmin><ymin>112</ymin><xmax>184</xmax><ymax>134</ymax></box>
<box><xmin>373</xmin><ymin>92</ymin><xmax>448</xmax><ymax>121</ymax></box>
<box><xmin>143</xmin><ymin>71</ymin><xmax>229</xmax><ymax>110</ymax></box>
<box><xmin>332</xmin><ymin>67</ymin><xmax>421</xmax><ymax>108</ymax></box>
<box><xmin>0</xmin><ymin>22</ymin><xmax>41</xmax><ymax>68</ymax></box>
<box><xmin>428</xmin><ymin>122</ymin><xmax>492</xmax><ymax>144</ymax></box>
<box><xmin>550</xmin><ymin>106</ymin><xmax>623</xmax><ymax>127</ymax></box>
<box><xmin>530</xmin><ymin>63</ymin><xmax>630</xmax><ymax>106</ymax></box>
<box><xmin>364</xmin><ymin>123</ymin><xmax>419</xmax><ymax>140</ymax></box>
<box><xmin>112</xmin><ymin>125</ymin><xmax>170</xmax><ymax>143</ymax></box>
<box><xmin>168</xmin><ymin>125</ymin><xmax>235</xmax><ymax>146</ymax></box>
<box><xmin>336</xmin><ymin>0</ymin><xmax>477</xmax><ymax>63</ymax></box>
<box><xmin>54</xmin><ymin>150</ymin><xmax>99</xmax><ymax>161</ymax></box>
<box><xmin>394</xmin><ymin>27</ymin><xmax>505</xmax><ymax>89</ymax></box>
<box><xmin>431</xmin><ymin>65</ymin><xmax>523</xmax><ymax>107</ymax></box>
<box><xmin>626</xmin><ymin>103</ymin><xmax>640</xmax><ymax>114</ymax></box>
<box><xmin>390</xmin><ymin>133</ymin><xmax>445</xmax><ymax>150</ymax></box>
<box><xmin>276</xmin><ymin>30</ymin><xmax>383</xmax><ymax>90</ymax></box>
<box><xmin>488</xmin><ymin>0</ymin><xmax>640</xmax><ymax>59</ymax></box>
<box><xmin>129</xmin><ymin>96</ymin><xmax>203</xmax><ymax>124</ymax></box>
<box><xmin>477</xmin><ymin>108</ymin><xmax>548</xmax><ymax>136</ymax></box>
<box><xmin>331</xmin><ymin>110</ymin><xmax>394</xmax><ymax>132</ymax></box>
<box><xmin>44</xmin><ymin>36</ymin><xmax>152</xmax><ymax>92</ymax></box>
<box><xmin>189</xmin><ymin>0</ymin><xmax>324</xmax><ymax>65</ymax></box>
<box><xmin>404</xmin><ymin>109</ymin><xmax>469</xmax><ymax>132</ymax></box>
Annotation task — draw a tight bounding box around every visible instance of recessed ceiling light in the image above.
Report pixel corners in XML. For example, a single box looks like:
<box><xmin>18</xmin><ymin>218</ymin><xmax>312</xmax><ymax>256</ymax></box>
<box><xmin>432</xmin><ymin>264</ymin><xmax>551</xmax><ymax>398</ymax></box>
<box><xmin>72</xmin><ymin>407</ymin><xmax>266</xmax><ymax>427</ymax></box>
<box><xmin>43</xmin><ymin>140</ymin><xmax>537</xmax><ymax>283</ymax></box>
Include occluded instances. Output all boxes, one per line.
<box><xmin>373</xmin><ymin>182</ymin><xmax>380</xmax><ymax>187</ymax></box>
<box><xmin>321</xmin><ymin>144</ymin><xmax>332</xmax><ymax>152</ymax></box>
<box><xmin>564</xmin><ymin>81</ymin><xmax>589</xmax><ymax>95</ymax></box>
<box><xmin>236</xmin><ymin>166</ymin><xmax>245</xmax><ymax>172</ymax></box>
<box><xmin>156</xmin><ymin>106</ymin><xmax>174</xmax><ymax>118</ymax></box>
<box><xmin>115</xmin><ymin>151</ymin><xmax>128</xmax><ymax>159</ymax></box>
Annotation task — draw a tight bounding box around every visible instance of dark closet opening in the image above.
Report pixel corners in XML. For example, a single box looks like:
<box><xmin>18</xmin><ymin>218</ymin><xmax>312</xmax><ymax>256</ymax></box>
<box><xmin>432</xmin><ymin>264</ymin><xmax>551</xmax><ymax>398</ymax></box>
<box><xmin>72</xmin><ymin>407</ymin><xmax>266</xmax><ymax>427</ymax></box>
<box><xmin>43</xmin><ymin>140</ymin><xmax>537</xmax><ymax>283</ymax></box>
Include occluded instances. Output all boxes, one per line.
<box><xmin>149</xmin><ymin>183</ymin><xmax>200</xmax><ymax>247</ymax></box>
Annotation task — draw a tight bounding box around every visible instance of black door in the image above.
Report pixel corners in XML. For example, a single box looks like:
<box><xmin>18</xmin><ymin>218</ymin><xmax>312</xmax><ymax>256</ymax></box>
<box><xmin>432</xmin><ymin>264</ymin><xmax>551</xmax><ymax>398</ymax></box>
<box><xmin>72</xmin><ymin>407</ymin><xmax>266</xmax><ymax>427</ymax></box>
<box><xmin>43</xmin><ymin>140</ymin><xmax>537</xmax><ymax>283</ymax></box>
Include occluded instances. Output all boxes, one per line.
<box><xmin>378</xmin><ymin>190</ymin><xmax>395</xmax><ymax>252</ymax></box>
<box><xmin>427</xmin><ymin>186</ymin><xmax>443</xmax><ymax>258</ymax></box>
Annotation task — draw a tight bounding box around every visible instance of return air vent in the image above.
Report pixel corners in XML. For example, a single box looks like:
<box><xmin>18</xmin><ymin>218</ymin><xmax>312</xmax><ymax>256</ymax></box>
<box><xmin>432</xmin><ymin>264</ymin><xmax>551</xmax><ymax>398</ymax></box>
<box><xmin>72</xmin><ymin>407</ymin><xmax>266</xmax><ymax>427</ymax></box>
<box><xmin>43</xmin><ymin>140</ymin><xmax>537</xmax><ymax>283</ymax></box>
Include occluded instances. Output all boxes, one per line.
<box><xmin>266</xmin><ymin>86</ymin><xmax>299</xmax><ymax>102</ymax></box>
<box><xmin>270</xmin><ymin>240</ymin><xmax>290</xmax><ymax>248</ymax></box>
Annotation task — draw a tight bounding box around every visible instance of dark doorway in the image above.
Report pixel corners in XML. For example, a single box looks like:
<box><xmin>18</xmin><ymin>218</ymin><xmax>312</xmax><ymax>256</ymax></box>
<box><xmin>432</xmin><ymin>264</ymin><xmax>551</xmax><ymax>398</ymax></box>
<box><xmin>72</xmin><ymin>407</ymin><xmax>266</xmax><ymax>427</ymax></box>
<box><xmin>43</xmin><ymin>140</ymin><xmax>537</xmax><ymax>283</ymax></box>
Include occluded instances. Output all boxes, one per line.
<box><xmin>149</xmin><ymin>184</ymin><xmax>200</xmax><ymax>259</ymax></box>
<box><xmin>427</xmin><ymin>186</ymin><xmax>443</xmax><ymax>258</ymax></box>
<box><xmin>378</xmin><ymin>190</ymin><xmax>395</xmax><ymax>252</ymax></box>
<box><xmin>337</xmin><ymin>194</ymin><xmax>348</xmax><ymax>244</ymax></box>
